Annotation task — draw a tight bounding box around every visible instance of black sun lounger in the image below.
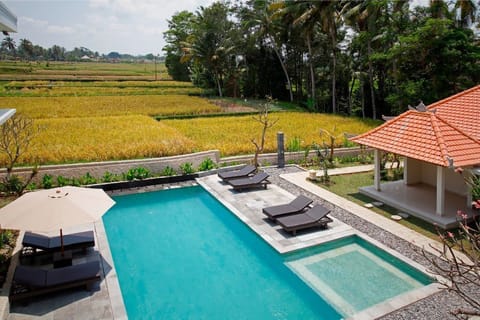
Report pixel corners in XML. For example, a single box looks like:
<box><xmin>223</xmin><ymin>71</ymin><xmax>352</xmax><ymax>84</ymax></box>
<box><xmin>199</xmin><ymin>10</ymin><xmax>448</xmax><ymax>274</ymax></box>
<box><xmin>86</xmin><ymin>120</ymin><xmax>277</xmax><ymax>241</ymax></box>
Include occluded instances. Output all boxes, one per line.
<box><xmin>9</xmin><ymin>261</ymin><xmax>101</xmax><ymax>302</ymax></box>
<box><xmin>218</xmin><ymin>165</ymin><xmax>256</xmax><ymax>181</ymax></box>
<box><xmin>262</xmin><ymin>195</ymin><xmax>313</xmax><ymax>221</ymax></box>
<box><xmin>276</xmin><ymin>204</ymin><xmax>332</xmax><ymax>236</ymax></box>
<box><xmin>227</xmin><ymin>172</ymin><xmax>270</xmax><ymax>190</ymax></box>
<box><xmin>22</xmin><ymin>231</ymin><xmax>95</xmax><ymax>253</ymax></box>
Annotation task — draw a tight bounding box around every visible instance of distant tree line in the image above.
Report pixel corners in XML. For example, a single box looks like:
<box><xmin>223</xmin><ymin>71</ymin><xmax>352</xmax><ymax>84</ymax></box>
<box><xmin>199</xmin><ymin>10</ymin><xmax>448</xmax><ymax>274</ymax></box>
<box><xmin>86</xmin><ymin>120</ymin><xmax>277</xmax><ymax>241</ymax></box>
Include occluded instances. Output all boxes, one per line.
<box><xmin>0</xmin><ymin>37</ymin><xmax>159</xmax><ymax>63</ymax></box>
<box><xmin>163</xmin><ymin>0</ymin><xmax>480</xmax><ymax>118</ymax></box>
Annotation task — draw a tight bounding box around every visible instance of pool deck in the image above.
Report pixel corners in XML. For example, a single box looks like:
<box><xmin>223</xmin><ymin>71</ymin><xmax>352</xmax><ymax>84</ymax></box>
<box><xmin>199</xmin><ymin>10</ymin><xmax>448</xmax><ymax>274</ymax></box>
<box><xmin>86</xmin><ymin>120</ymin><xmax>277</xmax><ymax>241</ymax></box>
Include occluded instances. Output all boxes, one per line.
<box><xmin>4</xmin><ymin>166</ymin><xmax>473</xmax><ymax>319</ymax></box>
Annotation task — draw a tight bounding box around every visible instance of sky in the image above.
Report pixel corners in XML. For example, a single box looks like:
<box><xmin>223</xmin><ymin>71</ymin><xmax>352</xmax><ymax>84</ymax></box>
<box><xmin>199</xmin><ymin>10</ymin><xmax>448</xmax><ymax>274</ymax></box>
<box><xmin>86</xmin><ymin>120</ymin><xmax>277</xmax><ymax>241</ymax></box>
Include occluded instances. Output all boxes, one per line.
<box><xmin>4</xmin><ymin>0</ymin><xmax>216</xmax><ymax>56</ymax></box>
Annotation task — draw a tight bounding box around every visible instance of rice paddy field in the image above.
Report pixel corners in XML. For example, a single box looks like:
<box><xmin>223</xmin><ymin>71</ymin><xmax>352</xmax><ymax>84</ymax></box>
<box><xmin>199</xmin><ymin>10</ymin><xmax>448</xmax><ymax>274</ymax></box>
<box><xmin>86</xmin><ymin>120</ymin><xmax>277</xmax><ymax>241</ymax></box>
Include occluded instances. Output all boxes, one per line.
<box><xmin>0</xmin><ymin>61</ymin><xmax>379</xmax><ymax>166</ymax></box>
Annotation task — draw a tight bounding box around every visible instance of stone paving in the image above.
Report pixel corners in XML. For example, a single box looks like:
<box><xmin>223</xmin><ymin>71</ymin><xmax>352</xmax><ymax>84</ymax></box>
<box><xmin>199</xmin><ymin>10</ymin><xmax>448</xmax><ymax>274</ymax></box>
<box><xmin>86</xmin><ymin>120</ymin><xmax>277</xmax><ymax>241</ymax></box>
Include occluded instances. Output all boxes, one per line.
<box><xmin>5</xmin><ymin>167</ymin><xmax>478</xmax><ymax>319</ymax></box>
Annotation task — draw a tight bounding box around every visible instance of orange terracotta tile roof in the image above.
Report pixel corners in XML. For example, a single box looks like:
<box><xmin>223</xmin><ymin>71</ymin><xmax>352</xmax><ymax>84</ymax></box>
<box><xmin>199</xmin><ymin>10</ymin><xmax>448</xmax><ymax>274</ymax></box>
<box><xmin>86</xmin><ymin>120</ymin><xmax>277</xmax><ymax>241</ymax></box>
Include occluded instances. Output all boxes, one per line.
<box><xmin>351</xmin><ymin>85</ymin><xmax>480</xmax><ymax>167</ymax></box>
<box><xmin>427</xmin><ymin>85</ymin><xmax>480</xmax><ymax>140</ymax></box>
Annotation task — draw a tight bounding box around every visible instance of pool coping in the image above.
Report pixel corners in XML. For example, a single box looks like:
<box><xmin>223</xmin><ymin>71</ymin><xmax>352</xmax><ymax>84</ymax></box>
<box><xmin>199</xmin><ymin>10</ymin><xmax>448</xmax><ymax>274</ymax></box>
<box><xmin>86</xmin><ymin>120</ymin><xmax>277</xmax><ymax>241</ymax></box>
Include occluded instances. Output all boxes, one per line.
<box><xmin>197</xmin><ymin>173</ymin><xmax>445</xmax><ymax>320</ymax></box>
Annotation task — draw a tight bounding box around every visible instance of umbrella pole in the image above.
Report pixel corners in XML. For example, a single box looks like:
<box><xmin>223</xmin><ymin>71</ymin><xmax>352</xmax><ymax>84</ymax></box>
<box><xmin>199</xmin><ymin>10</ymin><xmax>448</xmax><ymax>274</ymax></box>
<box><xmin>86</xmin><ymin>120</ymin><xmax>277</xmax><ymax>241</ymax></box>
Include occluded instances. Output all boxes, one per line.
<box><xmin>60</xmin><ymin>228</ymin><xmax>64</xmax><ymax>256</ymax></box>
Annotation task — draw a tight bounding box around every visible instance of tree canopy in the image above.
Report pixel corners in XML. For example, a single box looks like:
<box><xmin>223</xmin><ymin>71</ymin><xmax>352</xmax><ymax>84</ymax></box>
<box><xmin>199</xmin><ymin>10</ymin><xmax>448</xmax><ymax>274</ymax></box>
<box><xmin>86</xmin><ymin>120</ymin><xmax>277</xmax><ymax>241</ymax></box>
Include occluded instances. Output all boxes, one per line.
<box><xmin>163</xmin><ymin>0</ymin><xmax>480</xmax><ymax>119</ymax></box>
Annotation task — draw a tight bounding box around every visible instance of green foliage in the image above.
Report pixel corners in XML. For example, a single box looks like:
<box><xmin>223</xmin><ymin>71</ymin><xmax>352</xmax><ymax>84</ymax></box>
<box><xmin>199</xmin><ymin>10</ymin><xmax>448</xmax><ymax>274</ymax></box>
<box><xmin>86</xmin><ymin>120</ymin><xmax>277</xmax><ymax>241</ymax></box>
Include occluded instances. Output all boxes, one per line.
<box><xmin>101</xmin><ymin>171</ymin><xmax>122</xmax><ymax>183</ymax></box>
<box><xmin>161</xmin><ymin>166</ymin><xmax>176</xmax><ymax>176</ymax></box>
<box><xmin>1</xmin><ymin>175</ymin><xmax>24</xmax><ymax>194</ymax></box>
<box><xmin>124</xmin><ymin>167</ymin><xmax>151</xmax><ymax>181</ymax></box>
<box><xmin>286</xmin><ymin>137</ymin><xmax>303</xmax><ymax>152</ymax></box>
<box><xmin>198</xmin><ymin>158</ymin><xmax>216</xmax><ymax>171</ymax></box>
<box><xmin>387</xmin><ymin>18</ymin><xmax>480</xmax><ymax>113</ymax></box>
<box><xmin>465</xmin><ymin>174</ymin><xmax>480</xmax><ymax>201</ymax></box>
<box><xmin>180</xmin><ymin>162</ymin><xmax>195</xmax><ymax>175</ymax></box>
<box><xmin>41</xmin><ymin>174</ymin><xmax>53</xmax><ymax>189</ymax></box>
<box><xmin>0</xmin><ymin>230</ymin><xmax>14</xmax><ymax>248</ymax></box>
<box><xmin>56</xmin><ymin>175</ymin><xmax>69</xmax><ymax>186</ymax></box>
<box><xmin>79</xmin><ymin>172</ymin><xmax>97</xmax><ymax>185</ymax></box>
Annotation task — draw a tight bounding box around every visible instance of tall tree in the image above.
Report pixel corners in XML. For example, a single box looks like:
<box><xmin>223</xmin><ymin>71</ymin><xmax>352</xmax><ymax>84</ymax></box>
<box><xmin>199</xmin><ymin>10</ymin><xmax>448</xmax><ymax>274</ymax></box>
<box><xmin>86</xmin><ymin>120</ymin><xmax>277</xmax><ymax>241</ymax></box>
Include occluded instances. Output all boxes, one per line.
<box><xmin>18</xmin><ymin>38</ymin><xmax>34</xmax><ymax>60</ymax></box>
<box><xmin>1</xmin><ymin>36</ymin><xmax>15</xmax><ymax>56</ymax></box>
<box><xmin>343</xmin><ymin>0</ymin><xmax>385</xmax><ymax>119</ymax></box>
<box><xmin>287</xmin><ymin>0</ymin><xmax>322</xmax><ymax>110</ymax></box>
<box><xmin>182</xmin><ymin>2</ymin><xmax>236</xmax><ymax>97</ymax></box>
<box><xmin>241</xmin><ymin>0</ymin><xmax>294</xmax><ymax>101</ymax></box>
<box><xmin>454</xmin><ymin>0</ymin><xmax>477</xmax><ymax>27</ymax></box>
<box><xmin>163</xmin><ymin>11</ymin><xmax>195</xmax><ymax>81</ymax></box>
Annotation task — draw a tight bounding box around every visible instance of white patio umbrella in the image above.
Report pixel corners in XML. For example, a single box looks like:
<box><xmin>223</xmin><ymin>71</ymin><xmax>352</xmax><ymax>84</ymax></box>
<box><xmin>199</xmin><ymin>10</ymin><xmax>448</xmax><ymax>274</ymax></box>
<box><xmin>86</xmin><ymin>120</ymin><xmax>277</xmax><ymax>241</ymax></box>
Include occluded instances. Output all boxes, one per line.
<box><xmin>0</xmin><ymin>186</ymin><xmax>115</xmax><ymax>253</ymax></box>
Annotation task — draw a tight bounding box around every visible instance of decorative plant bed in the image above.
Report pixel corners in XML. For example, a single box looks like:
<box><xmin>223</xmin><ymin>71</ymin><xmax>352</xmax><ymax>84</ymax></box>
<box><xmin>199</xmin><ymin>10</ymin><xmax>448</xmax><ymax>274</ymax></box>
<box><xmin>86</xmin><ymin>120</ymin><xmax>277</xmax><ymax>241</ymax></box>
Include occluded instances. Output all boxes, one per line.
<box><xmin>88</xmin><ymin>174</ymin><xmax>199</xmax><ymax>191</ymax></box>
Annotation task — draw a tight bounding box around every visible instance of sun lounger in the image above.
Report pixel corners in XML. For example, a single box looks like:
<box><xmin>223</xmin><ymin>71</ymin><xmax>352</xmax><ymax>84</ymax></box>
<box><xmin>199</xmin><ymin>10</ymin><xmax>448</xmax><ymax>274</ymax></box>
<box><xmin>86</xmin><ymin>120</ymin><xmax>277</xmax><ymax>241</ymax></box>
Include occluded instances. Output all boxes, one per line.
<box><xmin>262</xmin><ymin>195</ymin><xmax>313</xmax><ymax>221</ymax></box>
<box><xmin>276</xmin><ymin>204</ymin><xmax>332</xmax><ymax>235</ymax></box>
<box><xmin>9</xmin><ymin>261</ymin><xmax>101</xmax><ymax>302</ymax></box>
<box><xmin>227</xmin><ymin>172</ymin><xmax>270</xmax><ymax>190</ymax></box>
<box><xmin>218</xmin><ymin>165</ymin><xmax>256</xmax><ymax>181</ymax></box>
<box><xmin>22</xmin><ymin>230</ymin><xmax>95</xmax><ymax>253</ymax></box>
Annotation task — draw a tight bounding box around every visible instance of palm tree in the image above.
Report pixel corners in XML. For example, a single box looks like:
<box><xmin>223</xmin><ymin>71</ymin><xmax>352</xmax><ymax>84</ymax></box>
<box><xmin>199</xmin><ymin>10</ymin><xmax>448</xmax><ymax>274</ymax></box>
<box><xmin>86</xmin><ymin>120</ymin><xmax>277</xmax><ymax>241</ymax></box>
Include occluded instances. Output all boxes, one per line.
<box><xmin>19</xmin><ymin>38</ymin><xmax>34</xmax><ymax>60</ymax></box>
<box><xmin>343</xmin><ymin>0</ymin><xmax>384</xmax><ymax>120</ymax></box>
<box><xmin>286</xmin><ymin>0</ymin><xmax>321</xmax><ymax>110</ymax></box>
<box><xmin>182</xmin><ymin>3</ymin><xmax>235</xmax><ymax>97</ymax></box>
<box><xmin>243</xmin><ymin>1</ymin><xmax>294</xmax><ymax>101</ymax></box>
<box><xmin>454</xmin><ymin>0</ymin><xmax>477</xmax><ymax>27</ymax></box>
<box><xmin>429</xmin><ymin>0</ymin><xmax>450</xmax><ymax>19</ymax></box>
<box><xmin>1</xmin><ymin>36</ymin><xmax>15</xmax><ymax>55</ymax></box>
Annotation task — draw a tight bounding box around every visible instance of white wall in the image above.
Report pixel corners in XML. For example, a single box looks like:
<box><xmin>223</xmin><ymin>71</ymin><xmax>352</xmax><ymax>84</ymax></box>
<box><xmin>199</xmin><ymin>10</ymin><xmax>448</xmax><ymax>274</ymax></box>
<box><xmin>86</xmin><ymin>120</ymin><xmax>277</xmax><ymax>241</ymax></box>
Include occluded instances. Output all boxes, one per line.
<box><xmin>407</xmin><ymin>159</ymin><xmax>467</xmax><ymax>196</ymax></box>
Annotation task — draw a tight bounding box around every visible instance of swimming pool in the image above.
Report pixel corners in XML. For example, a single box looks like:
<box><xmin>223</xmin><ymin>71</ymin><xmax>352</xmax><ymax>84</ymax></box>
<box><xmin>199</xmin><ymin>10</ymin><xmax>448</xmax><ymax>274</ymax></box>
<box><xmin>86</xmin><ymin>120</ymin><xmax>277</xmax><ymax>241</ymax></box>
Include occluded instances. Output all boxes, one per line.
<box><xmin>103</xmin><ymin>185</ymin><xmax>434</xmax><ymax>319</ymax></box>
<box><xmin>103</xmin><ymin>186</ymin><xmax>341</xmax><ymax>319</ymax></box>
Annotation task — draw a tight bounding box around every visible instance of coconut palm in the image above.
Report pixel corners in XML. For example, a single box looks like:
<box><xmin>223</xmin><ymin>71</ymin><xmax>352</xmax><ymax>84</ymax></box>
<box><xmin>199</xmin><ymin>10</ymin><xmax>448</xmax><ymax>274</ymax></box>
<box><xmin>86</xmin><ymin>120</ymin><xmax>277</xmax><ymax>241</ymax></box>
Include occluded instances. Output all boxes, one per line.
<box><xmin>243</xmin><ymin>0</ymin><xmax>294</xmax><ymax>101</ymax></box>
<box><xmin>454</xmin><ymin>0</ymin><xmax>477</xmax><ymax>27</ymax></box>
<box><xmin>1</xmin><ymin>36</ymin><xmax>15</xmax><ymax>54</ymax></box>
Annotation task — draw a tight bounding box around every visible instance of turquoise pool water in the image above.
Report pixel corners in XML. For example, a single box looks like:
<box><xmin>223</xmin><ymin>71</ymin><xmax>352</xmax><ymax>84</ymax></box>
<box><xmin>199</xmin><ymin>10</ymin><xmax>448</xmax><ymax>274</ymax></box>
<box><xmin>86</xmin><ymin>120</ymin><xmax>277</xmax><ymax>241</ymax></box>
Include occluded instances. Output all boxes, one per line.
<box><xmin>285</xmin><ymin>236</ymin><xmax>433</xmax><ymax>316</ymax></box>
<box><xmin>103</xmin><ymin>186</ymin><xmax>341</xmax><ymax>319</ymax></box>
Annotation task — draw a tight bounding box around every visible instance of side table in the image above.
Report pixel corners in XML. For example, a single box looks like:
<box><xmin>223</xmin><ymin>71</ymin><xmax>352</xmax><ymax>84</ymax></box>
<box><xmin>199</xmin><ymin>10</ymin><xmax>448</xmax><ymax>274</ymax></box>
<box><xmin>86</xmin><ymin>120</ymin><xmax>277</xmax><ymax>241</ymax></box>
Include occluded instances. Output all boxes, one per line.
<box><xmin>53</xmin><ymin>250</ymin><xmax>72</xmax><ymax>268</ymax></box>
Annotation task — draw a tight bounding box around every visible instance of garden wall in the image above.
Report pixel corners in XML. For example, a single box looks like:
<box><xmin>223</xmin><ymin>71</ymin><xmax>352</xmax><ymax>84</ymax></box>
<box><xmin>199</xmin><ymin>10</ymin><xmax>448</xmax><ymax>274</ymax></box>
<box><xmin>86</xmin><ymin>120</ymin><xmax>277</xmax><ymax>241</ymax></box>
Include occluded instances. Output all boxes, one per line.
<box><xmin>0</xmin><ymin>147</ymin><xmax>369</xmax><ymax>183</ymax></box>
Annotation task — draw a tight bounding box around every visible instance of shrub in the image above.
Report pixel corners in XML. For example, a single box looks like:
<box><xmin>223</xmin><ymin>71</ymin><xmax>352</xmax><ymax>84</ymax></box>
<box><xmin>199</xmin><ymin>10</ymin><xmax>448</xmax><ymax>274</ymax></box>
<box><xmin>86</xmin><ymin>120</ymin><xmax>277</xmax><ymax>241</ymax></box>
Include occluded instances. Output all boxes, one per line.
<box><xmin>1</xmin><ymin>175</ymin><xmax>24</xmax><ymax>194</ymax></box>
<box><xmin>56</xmin><ymin>175</ymin><xmax>69</xmax><ymax>186</ymax></box>
<box><xmin>198</xmin><ymin>158</ymin><xmax>216</xmax><ymax>171</ymax></box>
<box><xmin>124</xmin><ymin>167</ymin><xmax>151</xmax><ymax>180</ymax></box>
<box><xmin>161</xmin><ymin>166</ymin><xmax>176</xmax><ymax>176</ymax></box>
<box><xmin>41</xmin><ymin>174</ymin><xmax>53</xmax><ymax>189</ymax></box>
<box><xmin>180</xmin><ymin>162</ymin><xmax>194</xmax><ymax>175</ymax></box>
<box><xmin>79</xmin><ymin>172</ymin><xmax>97</xmax><ymax>185</ymax></box>
<box><xmin>102</xmin><ymin>171</ymin><xmax>121</xmax><ymax>183</ymax></box>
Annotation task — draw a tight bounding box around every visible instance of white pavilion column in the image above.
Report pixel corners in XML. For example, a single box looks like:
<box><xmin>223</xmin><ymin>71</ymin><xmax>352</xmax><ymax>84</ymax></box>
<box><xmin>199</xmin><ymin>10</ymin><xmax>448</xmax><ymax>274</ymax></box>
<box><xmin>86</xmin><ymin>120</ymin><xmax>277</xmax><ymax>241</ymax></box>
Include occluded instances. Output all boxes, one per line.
<box><xmin>436</xmin><ymin>166</ymin><xmax>445</xmax><ymax>216</ymax></box>
<box><xmin>374</xmin><ymin>149</ymin><xmax>381</xmax><ymax>191</ymax></box>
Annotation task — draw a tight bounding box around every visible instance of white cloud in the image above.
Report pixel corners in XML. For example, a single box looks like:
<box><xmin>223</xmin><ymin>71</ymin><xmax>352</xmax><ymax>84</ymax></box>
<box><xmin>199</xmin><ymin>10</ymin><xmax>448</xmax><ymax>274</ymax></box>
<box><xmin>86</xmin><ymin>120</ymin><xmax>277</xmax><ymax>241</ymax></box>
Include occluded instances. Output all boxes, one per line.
<box><xmin>7</xmin><ymin>0</ymin><xmax>217</xmax><ymax>55</ymax></box>
<box><xmin>46</xmin><ymin>25</ymin><xmax>75</xmax><ymax>35</ymax></box>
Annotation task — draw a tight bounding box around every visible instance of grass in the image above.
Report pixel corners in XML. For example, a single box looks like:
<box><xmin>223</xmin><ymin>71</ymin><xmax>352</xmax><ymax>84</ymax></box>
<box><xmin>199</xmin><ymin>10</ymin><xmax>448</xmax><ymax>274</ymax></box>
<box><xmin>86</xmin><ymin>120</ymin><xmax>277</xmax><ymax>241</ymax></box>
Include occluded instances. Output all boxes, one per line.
<box><xmin>314</xmin><ymin>172</ymin><xmax>441</xmax><ymax>240</ymax></box>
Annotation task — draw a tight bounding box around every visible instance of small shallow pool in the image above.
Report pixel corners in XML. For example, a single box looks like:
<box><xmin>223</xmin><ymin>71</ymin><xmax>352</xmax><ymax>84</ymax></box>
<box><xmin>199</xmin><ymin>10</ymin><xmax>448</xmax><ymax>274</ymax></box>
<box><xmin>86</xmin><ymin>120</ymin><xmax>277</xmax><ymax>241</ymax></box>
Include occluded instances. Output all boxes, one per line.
<box><xmin>285</xmin><ymin>235</ymin><xmax>433</xmax><ymax>317</ymax></box>
<box><xmin>103</xmin><ymin>186</ymin><xmax>433</xmax><ymax>319</ymax></box>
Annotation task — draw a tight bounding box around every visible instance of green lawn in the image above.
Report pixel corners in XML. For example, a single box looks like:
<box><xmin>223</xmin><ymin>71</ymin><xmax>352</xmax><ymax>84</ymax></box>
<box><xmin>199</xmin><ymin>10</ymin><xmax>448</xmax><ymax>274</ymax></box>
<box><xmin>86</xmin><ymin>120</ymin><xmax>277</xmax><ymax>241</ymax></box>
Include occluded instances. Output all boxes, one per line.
<box><xmin>314</xmin><ymin>171</ymin><xmax>442</xmax><ymax>241</ymax></box>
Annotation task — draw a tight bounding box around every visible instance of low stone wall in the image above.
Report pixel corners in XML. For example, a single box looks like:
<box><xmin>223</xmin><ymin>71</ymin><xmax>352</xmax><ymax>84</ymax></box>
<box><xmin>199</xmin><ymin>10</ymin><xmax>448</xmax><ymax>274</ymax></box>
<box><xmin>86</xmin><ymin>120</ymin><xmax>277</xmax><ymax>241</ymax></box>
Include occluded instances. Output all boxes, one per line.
<box><xmin>0</xmin><ymin>150</ymin><xmax>220</xmax><ymax>183</ymax></box>
<box><xmin>221</xmin><ymin>147</ymin><xmax>370</xmax><ymax>166</ymax></box>
<box><xmin>0</xmin><ymin>147</ymin><xmax>369</xmax><ymax>184</ymax></box>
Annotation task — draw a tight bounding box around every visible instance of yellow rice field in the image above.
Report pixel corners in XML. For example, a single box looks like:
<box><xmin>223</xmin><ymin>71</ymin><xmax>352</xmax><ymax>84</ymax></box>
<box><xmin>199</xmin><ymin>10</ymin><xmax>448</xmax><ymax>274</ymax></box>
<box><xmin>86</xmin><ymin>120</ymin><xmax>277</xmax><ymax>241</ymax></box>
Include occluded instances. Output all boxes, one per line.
<box><xmin>0</xmin><ymin>111</ymin><xmax>376</xmax><ymax>166</ymax></box>
<box><xmin>19</xmin><ymin>115</ymin><xmax>196</xmax><ymax>164</ymax></box>
<box><xmin>163</xmin><ymin>113</ymin><xmax>376</xmax><ymax>156</ymax></box>
<box><xmin>2</xmin><ymin>95</ymin><xmax>221</xmax><ymax>118</ymax></box>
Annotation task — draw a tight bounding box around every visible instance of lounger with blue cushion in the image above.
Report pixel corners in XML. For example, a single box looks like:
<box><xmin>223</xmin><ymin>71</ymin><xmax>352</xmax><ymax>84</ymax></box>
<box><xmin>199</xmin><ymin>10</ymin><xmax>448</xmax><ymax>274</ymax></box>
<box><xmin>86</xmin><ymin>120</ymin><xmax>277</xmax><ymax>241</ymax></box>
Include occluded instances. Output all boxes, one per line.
<box><xmin>276</xmin><ymin>204</ymin><xmax>332</xmax><ymax>235</ymax></box>
<box><xmin>9</xmin><ymin>261</ymin><xmax>101</xmax><ymax>302</ymax></box>
<box><xmin>218</xmin><ymin>165</ymin><xmax>256</xmax><ymax>181</ymax></box>
<box><xmin>22</xmin><ymin>230</ymin><xmax>95</xmax><ymax>253</ymax></box>
<box><xmin>227</xmin><ymin>172</ymin><xmax>270</xmax><ymax>190</ymax></box>
<box><xmin>262</xmin><ymin>195</ymin><xmax>313</xmax><ymax>221</ymax></box>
